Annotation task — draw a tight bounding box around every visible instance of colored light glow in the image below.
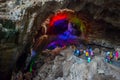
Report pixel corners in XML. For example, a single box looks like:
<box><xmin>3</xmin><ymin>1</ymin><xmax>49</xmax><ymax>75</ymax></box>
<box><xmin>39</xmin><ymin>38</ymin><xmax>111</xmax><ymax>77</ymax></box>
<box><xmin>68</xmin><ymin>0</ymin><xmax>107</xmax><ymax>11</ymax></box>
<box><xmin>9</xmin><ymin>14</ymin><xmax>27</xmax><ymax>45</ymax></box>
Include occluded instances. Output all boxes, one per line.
<box><xmin>48</xmin><ymin>12</ymin><xmax>86</xmax><ymax>35</ymax></box>
<box><xmin>29</xmin><ymin>49</ymin><xmax>36</xmax><ymax>72</ymax></box>
<box><xmin>47</xmin><ymin>19</ymin><xmax>68</xmax><ymax>34</ymax></box>
<box><xmin>47</xmin><ymin>41</ymin><xmax>59</xmax><ymax>49</ymax></box>
<box><xmin>31</xmin><ymin>50</ymin><xmax>36</xmax><ymax>57</ymax></box>
<box><xmin>58</xmin><ymin>30</ymin><xmax>77</xmax><ymax>40</ymax></box>
<box><xmin>47</xmin><ymin>30</ymin><xmax>78</xmax><ymax>50</ymax></box>
<box><xmin>70</xmin><ymin>16</ymin><xmax>86</xmax><ymax>33</ymax></box>
<box><xmin>30</xmin><ymin>10</ymin><xmax>88</xmax><ymax>72</ymax></box>
<box><xmin>47</xmin><ymin>13</ymin><xmax>86</xmax><ymax>49</ymax></box>
<box><xmin>29</xmin><ymin>60</ymin><xmax>34</xmax><ymax>72</ymax></box>
<box><xmin>71</xmin><ymin>17</ymin><xmax>81</xmax><ymax>27</ymax></box>
<box><xmin>47</xmin><ymin>39</ymin><xmax>78</xmax><ymax>50</ymax></box>
<box><xmin>54</xmin><ymin>19</ymin><xmax>68</xmax><ymax>34</ymax></box>
<box><xmin>87</xmin><ymin>57</ymin><xmax>91</xmax><ymax>63</ymax></box>
<box><xmin>49</xmin><ymin>13</ymin><xmax>68</xmax><ymax>27</ymax></box>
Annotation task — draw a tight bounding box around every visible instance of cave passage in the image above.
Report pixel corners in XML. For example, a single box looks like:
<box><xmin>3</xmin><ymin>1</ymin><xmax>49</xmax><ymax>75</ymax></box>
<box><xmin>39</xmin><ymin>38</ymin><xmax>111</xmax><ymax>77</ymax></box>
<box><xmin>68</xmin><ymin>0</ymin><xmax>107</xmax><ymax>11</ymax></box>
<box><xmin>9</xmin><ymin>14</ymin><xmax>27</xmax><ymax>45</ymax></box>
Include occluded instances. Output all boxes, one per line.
<box><xmin>27</xmin><ymin>9</ymin><xmax>90</xmax><ymax>72</ymax></box>
<box><xmin>43</xmin><ymin>11</ymin><xmax>86</xmax><ymax>49</ymax></box>
<box><xmin>0</xmin><ymin>0</ymin><xmax>120</xmax><ymax>80</ymax></box>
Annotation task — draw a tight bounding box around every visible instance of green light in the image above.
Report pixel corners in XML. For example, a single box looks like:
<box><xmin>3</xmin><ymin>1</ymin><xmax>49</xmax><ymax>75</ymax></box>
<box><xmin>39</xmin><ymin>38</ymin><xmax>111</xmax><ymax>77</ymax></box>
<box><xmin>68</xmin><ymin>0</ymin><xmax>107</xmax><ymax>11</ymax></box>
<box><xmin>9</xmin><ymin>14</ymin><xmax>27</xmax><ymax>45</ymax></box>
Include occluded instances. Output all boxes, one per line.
<box><xmin>29</xmin><ymin>59</ymin><xmax>35</xmax><ymax>72</ymax></box>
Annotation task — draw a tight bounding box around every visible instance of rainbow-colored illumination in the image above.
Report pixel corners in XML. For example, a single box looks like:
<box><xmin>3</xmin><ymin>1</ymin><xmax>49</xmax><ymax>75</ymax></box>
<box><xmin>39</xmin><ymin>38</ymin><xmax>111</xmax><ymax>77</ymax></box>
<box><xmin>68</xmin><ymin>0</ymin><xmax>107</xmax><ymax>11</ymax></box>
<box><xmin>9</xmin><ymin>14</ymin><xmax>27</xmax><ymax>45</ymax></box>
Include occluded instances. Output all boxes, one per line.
<box><xmin>46</xmin><ymin>11</ymin><xmax>87</xmax><ymax>49</ymax></box>
<box><xmin>29</xmin><ymin>10</ymin><xmax>88</xmax><ymax>72</ymax></box>
<box><xmin>49</xmin><ymin>13</ymin><xmax>68</xmax><ymax>27</ymax></box>
<box><xmin>70</xmin><ymin>16</ymin><xmax>86</xmax><ymax>33</ymax></box>
<box><xmin>47</xmin><ymin>13</ymin><xmax>68</xmax><ymax>34</ymax></box>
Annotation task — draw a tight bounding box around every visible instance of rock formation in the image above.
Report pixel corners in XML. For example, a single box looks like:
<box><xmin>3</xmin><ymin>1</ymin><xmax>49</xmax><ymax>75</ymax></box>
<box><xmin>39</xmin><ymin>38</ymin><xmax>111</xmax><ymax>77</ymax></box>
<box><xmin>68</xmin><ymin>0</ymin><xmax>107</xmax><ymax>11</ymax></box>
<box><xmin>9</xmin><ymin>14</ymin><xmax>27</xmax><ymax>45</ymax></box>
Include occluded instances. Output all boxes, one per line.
<box><xmin>0</xmin><ymin>0</ymin><xmax>120</xmax><ymax>80</ymax></box>
<box><xmin>34</xmin><ymin>47</ymin><xmax>120</xmax><ymax>80</ymax></box>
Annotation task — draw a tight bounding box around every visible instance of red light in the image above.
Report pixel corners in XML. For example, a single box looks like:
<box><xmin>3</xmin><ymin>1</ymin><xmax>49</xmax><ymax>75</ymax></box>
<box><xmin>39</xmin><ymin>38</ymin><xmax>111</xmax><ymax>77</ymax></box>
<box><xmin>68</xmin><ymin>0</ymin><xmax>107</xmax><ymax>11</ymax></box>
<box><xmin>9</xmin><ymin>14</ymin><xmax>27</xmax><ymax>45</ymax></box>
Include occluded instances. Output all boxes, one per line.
<box><xmin>49</xmin><ymin>13</ymin><xmax>68</xmax><ymax>27</ymax></box>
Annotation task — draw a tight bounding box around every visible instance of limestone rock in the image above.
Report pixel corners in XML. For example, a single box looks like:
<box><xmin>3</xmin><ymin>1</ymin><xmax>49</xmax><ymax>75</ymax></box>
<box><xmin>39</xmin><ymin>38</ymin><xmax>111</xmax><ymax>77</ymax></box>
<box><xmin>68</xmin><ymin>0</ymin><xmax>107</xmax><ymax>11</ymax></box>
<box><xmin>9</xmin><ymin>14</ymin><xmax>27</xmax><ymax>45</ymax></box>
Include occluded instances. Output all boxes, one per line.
<box><xmin>34</xmin><ymin>48</ymin><xmax>120</xmax><ymax>80</ymax></box>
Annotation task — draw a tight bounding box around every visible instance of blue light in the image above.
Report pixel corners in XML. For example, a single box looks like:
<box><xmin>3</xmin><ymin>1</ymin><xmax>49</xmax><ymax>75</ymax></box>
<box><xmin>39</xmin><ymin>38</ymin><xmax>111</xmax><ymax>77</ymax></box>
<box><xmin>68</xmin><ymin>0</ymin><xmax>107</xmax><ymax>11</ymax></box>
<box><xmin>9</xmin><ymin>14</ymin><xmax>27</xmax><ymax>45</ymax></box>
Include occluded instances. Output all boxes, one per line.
<box><xmin>74</xmin><ymin>50</ymin><xmax>80</xmax><ymax>56</ymax></box>
<box><xmin>58</xmin><ymin>30</ymin><xmax>77</xmax><ymax>41</ymax></box>
<box><xmin>31</xmin><ymin>49</ymin><xmax>36</xmax><ymax>58</ymax></box>
<box><xmin>54</xmin><ymin>19</ymin><xmax>68</xmax><ymax>34</ymax></box>
<box><xmin>47</xmin><ymin>41</ymin><xmax>57</xmax><ymax>50</ymax></box>
<box><xmin>76</xmin><ymin>50</ymin><xmax>80</xmax><ymax>54</ymax></box>
<box><xmin>87</xmin><ymin>57</ymin><xmax>91</xmax><ymax>63</ymax></box>
<box><xmin>47</xmin><ymin>18</ymin><xmax>79</xmax><ymax>49</ymax></box>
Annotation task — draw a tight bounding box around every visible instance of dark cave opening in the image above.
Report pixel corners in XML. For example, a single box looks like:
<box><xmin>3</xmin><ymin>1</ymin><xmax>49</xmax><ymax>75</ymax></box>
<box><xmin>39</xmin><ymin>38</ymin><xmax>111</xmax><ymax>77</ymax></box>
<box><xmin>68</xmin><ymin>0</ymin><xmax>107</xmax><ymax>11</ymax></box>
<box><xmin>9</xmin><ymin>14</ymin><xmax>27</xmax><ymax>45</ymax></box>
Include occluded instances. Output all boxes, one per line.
<box><xmin>0</xmin><ymin>0</ymin><xmax>120</xmax><ymax>80</ymax></box>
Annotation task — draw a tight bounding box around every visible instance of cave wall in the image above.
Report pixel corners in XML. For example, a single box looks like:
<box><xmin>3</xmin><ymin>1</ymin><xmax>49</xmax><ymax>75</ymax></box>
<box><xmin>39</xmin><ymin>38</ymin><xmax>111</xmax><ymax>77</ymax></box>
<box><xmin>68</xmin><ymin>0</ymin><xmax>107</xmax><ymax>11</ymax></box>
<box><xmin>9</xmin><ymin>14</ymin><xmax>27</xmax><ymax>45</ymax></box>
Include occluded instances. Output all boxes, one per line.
<box><xmin>0</xmin><ymin>0</ymin><xmax>120</xmax><ymax>79</ymax></box>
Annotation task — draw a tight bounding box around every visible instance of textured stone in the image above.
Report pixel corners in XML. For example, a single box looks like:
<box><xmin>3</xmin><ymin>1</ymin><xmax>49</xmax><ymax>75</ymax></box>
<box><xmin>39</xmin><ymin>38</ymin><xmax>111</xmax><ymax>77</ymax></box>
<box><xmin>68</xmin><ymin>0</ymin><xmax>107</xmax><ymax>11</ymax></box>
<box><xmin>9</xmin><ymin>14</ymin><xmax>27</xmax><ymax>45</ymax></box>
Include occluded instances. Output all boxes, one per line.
<box><xmin>34</xmin><ymin>48</ymin><xmax>120</xmax><ymax>80</ymax></box>
<box><xmin>0</xmin><ymin>0</ymin><xmax>120</xmax><ymax>79</ymax></box>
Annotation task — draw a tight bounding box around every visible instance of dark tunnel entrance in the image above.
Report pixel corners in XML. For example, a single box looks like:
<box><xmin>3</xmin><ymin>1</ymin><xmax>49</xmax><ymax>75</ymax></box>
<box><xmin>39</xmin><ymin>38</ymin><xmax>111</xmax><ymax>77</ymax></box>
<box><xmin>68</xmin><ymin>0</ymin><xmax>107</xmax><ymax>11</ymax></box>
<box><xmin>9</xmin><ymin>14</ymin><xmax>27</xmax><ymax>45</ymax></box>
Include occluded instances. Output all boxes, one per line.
<box><xmin>18</xmin><ymin>9</ymin><xmax>91</xmax><ymax>73</ymax></box>
<box><xmin>33</xmin><ymin>9</ymin><xmax>89</xmax><ymax>51</ymax></box>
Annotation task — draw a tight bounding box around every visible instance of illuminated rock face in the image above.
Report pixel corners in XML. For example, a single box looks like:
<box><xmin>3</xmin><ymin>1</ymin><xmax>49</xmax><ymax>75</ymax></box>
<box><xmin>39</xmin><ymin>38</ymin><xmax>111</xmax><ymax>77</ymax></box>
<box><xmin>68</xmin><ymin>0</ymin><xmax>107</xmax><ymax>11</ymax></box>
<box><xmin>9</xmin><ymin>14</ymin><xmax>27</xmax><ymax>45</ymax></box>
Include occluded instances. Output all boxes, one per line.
<box><xmin>42</xmin><ymin>9</ymin><xmax>88</xmax><ymax>50</ymax></box>
<box><xmin>33</xmin><ymin>48</ymin><xmax>120</xmax><ymax>80</ymax></box>
<box><xmin>0</xmin><ymin>0</ymin><xmax>120</xmax><ymax>80</ymax></box>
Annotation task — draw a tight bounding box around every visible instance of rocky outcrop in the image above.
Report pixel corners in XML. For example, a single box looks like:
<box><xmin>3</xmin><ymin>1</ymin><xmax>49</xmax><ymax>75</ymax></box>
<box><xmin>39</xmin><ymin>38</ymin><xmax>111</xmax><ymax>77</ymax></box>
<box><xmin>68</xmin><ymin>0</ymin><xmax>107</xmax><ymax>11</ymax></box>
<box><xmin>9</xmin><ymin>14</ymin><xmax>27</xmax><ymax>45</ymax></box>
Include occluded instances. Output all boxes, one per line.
<box><xmin>0</xmin><ymin>0</ymin><xmax>120</xmax><ymax>48</ymax></box>
<box><xmin>0</xmin><ymin>0</ymin><xmax>120</xmax><ymax>79</ymax></box>
<box><xmin>34</xmin><ymin>48</ymin><xmax>120</xmax><ymax>80</ymax></box>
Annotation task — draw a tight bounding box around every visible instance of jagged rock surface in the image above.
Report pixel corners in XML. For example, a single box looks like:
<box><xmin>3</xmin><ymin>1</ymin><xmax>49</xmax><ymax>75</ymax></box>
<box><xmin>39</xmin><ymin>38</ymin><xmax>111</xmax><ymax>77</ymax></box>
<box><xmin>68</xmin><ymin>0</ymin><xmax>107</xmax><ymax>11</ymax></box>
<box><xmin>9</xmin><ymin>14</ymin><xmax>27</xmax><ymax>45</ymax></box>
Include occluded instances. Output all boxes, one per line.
<box><xmin>0</xmin><ymin>0</ymin><xmax>120</xmax><ymax>80</ymax></box>
<box><xmin>34</xmin><ymin>48</ymin><xmax>120</xmax><ymax>80</ymax></box>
